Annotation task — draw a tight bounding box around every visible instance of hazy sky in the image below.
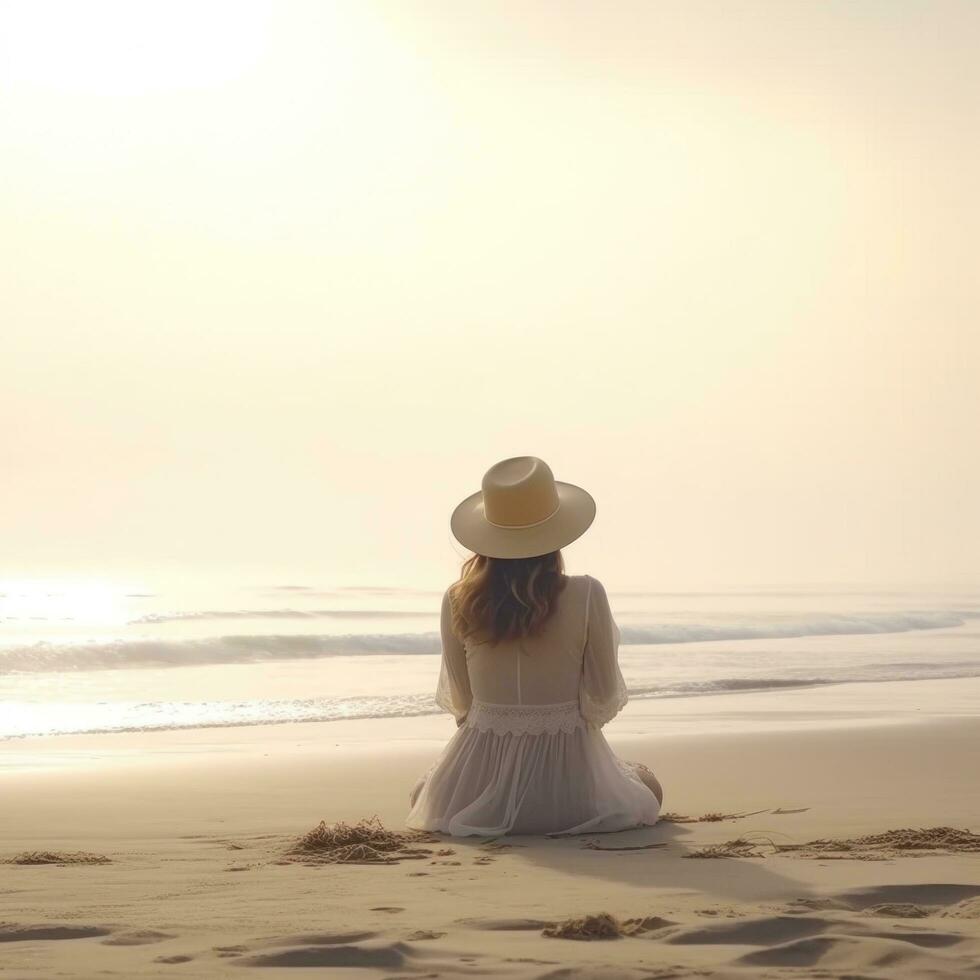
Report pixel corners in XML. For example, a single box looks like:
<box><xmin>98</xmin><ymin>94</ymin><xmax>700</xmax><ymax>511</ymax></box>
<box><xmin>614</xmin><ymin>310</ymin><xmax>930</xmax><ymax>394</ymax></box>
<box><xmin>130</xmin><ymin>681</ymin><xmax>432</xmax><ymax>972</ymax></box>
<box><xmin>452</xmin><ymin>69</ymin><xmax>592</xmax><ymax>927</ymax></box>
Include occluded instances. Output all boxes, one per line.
<box><xmin>2</xmin><ymin>0</ymin><xmax>977</xmax><ymax>591</ymax></box>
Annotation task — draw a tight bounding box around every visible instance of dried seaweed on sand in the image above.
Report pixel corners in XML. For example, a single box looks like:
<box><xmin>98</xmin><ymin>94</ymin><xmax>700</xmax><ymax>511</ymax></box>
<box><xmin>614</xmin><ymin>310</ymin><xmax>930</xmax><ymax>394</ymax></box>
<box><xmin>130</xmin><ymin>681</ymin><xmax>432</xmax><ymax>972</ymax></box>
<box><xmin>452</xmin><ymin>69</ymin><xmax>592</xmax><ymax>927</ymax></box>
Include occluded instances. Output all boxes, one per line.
<box><xmin>661</xmin><ymin>810</ymin><xmax>768</xmax><ymax>823</ymax></box>
<box><xmin>5</xmin><ymin>851</ymin><xmax>111</xmax><ymax>866</ymax></box>
<box><xmin>685</xmin><ymin>826</ymin><xmax>980</xmax><ymax>860</ymax></box>
<box><xmin>684</xmin><ymin>837</ymin><xmax>771</xmax><ymax>859</ymax></box>
<box><xmin>285</xmin><ymin>816</ymin><xmax>439</xmax><ymax>865</ymax></box>
<box><xmin>543</xmin><ymin>913</ymin><xmax>624</xmax><ymax>940</ymax></box>
<box><xmin>542</xmin><ymin>913</ymin><xmax>670</xmax><ymax>940</ymax></box>
<box><xmin>776</xmin><ymin>825</ymin><xmax>980</xmax><ymax>859</ymax></box>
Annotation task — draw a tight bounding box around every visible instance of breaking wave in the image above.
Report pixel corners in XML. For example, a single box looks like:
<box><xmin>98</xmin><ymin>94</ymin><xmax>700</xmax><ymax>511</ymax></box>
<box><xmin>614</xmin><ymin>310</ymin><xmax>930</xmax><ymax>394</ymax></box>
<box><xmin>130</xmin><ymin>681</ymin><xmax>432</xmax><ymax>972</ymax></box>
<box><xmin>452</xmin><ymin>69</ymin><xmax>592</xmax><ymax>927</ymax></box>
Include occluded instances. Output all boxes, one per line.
<box><xmin>618</xmin><ymin>610</ymin><xmax>966</xmax><ymax>645</ymax></box>
<box><xmin>0</xmin><ymin>609</ymin><xmax>971</xmax><ymax>674</ymax></box>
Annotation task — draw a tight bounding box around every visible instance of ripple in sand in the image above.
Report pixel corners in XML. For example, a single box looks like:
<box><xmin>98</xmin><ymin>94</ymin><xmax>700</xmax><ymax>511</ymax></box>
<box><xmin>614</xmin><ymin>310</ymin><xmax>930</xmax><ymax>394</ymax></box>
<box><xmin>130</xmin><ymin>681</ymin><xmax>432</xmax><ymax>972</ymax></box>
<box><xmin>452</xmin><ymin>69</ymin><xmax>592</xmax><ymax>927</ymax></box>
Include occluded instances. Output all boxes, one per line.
<box><xmin>736</xmin><ymin>932</ymin><xmax>966</xmax><ymax>972</ymax></box>
<box><xmin>0</xmin><ymin>923</ymin><xmax>111</xmax><ymax>942</ymax></box>
<box><xmin>666</xmin><ymin>915</ymin><xmax>829</xmax><ymax>946</ymax></box>
<box><xmin>737</xmin><ymin>935</ymin><xmax>861</xmax><ymax>968</ymax></box>
<box><xmin>941</xmin><ymin>897</ymin><xmax>980</xmax><ymax>919</ymax></box>
<box><xmin>535</xmin><ymin>968</ymin><xmax>704</xmax><ymax>979</ymax></box>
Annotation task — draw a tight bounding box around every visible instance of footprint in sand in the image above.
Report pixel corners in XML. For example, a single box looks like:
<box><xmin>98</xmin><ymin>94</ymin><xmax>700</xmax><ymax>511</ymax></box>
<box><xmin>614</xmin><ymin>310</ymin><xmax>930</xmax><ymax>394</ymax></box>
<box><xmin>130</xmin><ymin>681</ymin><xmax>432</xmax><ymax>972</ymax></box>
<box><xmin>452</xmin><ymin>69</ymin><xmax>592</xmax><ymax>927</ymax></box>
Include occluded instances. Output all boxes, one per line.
<box><xmin>455</xmin><ymin>917</ymin><xmax>556</xmax><ymax>931</ymax></box>
<box><xmin>666</xmin><ymin>915</ymin><xmax>830</xmax><ymax>946</ymax></box>
<box><xmin>737</xmin><ymin>935</ymin><xmax>859</xmax><ymax>968</ymax></box>
<box><xmin>736</xmin><ymin>933</ymin><xmax>965</xmax><ymax>971</ymax></box>
<box><xmin>0</xmin><ymin>924</ymin><xmax>111</xmax><ymax>942</ymax></box>
<box><xmin>836</xmin><ymin>883</ymin><xmax>980</xmax><ymax>911</ymax></box>
<box><xmin>256</xmin><ymin>931</ymin><xmax>378</xmax><ymax>947</ymax></box>
<box><xmin>102</xmin><ymin>929</ymin><xmax>175</xmax><ymax>946</ymax></box>
<box><xmin>238</xmin><ymin>944</ymin><xmax>405</xmax><ymax>969</ymax></box>
<box><xmin>861</xmin><ymin>929</ymin><xmax>964</xmax><ymax>948</ymax></box>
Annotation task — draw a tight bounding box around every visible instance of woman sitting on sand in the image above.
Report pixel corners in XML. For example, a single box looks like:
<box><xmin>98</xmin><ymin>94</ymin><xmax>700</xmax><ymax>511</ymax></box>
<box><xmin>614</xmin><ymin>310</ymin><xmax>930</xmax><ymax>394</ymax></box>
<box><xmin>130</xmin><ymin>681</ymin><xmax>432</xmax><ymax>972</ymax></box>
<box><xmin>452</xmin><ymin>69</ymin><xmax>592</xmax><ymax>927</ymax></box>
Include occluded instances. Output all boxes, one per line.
<box><xmin>406</xmin><ymin>456</ymin><xmax>663</xmax><ymax>837</ymax></box>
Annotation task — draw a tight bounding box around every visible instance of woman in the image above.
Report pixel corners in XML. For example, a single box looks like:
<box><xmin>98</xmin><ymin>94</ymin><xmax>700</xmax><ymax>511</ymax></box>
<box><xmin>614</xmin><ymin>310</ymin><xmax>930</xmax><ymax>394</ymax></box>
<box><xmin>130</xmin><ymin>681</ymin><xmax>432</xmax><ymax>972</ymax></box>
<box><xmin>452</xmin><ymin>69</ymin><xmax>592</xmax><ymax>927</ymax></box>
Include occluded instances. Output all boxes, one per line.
<box><xmin>406</xmin><ymin>456</ymin><xmax>663</xmax><ymax>837</ymax></box>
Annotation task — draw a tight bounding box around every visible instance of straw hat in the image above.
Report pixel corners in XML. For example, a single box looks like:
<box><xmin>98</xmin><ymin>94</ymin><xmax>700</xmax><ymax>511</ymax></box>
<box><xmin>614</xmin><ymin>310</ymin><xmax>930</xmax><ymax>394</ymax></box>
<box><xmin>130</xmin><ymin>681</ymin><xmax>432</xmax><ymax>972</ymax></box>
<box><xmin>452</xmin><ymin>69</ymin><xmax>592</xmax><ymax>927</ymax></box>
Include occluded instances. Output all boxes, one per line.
<box><xmin>450</xmin><ymin>456</ymin><xmax>596</xmax><ymax>559</ymax></box>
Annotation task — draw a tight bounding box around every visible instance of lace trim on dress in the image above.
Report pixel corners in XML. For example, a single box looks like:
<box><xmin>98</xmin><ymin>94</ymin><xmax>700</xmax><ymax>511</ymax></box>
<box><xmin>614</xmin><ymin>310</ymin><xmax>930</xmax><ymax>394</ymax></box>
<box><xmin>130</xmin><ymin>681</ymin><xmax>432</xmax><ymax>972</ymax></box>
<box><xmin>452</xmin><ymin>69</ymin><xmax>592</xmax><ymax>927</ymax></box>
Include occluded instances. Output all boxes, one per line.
<box><xmin>578</xmin><ymin>666</ymin><xmax>629</xmax><ymax>728</ymax></box>
<box><xmin>465</xmin><ymin>698</ymin><xmax>586</xmax><ymax>736</ymax></box>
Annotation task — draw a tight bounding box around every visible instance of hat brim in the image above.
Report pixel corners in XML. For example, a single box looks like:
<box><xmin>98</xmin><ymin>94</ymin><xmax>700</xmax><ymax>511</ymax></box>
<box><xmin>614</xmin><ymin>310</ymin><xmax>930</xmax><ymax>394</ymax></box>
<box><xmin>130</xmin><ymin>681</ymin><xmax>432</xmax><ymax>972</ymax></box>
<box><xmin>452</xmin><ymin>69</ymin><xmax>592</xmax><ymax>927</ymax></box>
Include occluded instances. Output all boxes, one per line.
<box><xmin>450</xmin><ymin>481</ymin><xmax>596</xmax><ymax>559</ymax></box>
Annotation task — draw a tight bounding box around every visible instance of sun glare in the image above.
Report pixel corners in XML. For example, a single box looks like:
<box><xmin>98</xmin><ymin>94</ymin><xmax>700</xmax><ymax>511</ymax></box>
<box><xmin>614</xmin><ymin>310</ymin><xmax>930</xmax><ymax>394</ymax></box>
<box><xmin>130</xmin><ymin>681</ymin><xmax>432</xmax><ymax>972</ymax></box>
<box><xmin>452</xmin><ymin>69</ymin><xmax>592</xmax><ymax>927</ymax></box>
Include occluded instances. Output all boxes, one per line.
<box><xmin>0</xmin><ymin>580</ymin><xmax>124</xmax><ymax>624</ymax></box>
<box><xmin>0</xmin><ymin>0</ymin><xmax>274</xmax><ymax>95</ymax></box>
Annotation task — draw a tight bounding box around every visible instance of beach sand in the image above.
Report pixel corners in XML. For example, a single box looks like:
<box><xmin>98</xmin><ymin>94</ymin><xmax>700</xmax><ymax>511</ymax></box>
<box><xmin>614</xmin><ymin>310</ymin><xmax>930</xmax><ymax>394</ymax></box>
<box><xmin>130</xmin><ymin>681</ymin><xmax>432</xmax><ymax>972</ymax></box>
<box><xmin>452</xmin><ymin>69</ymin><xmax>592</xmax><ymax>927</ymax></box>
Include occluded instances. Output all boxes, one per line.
<box><xmin>2</xmin><ymin>677</ymin><xmax>979</xmax><ymax>978</ymax></box>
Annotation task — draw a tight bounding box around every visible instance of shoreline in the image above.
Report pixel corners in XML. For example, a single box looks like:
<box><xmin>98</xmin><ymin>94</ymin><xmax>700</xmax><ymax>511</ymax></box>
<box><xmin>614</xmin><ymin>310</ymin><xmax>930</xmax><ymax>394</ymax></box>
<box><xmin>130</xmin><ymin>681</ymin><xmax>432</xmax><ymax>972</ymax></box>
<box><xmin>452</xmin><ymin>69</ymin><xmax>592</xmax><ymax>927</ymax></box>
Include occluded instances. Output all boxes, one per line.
<box><xmin>3</xmin><ymin>673</ymin><xmax>978</xmax><ymax>772</ymax></box>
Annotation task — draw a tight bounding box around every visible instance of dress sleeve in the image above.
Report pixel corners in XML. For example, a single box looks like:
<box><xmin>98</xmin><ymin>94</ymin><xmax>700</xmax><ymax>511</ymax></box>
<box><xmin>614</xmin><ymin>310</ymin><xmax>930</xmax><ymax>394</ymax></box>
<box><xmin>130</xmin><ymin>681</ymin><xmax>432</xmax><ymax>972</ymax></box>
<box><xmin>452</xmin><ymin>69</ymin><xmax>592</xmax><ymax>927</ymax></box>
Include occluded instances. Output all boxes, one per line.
<box><xmin>579</xmin><ymin>575</ymin><xmax>629</xmax><ymax>727</ymax></box>
<box><xmin>434</xmin><ymin>587</ymin><xmax>472</xmax><ymax>725</ymax></box>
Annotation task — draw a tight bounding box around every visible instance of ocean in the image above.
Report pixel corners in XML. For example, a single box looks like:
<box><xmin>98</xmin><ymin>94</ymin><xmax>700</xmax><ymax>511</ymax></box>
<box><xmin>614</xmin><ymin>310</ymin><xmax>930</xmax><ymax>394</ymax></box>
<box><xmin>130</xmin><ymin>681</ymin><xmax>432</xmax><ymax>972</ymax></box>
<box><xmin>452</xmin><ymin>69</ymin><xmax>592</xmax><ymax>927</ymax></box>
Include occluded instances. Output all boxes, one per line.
<box><xmin>2</xmin><ymin>579</ymin><xmax>979</xmax><ymax>739</ymax></box>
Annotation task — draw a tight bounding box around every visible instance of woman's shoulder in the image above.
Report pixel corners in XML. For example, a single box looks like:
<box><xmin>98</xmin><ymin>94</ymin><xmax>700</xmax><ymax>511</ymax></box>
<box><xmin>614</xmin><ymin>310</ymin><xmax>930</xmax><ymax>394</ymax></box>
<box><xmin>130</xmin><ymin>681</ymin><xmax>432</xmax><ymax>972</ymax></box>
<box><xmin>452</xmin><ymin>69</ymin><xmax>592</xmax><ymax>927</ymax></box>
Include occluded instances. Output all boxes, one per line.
<box><xmin>563</xmin><ymin>574</ymin><xmax>602</xmax><ymax>607</ymax></box>
<box><xmin>575</xmin><ymin>574</ymin><xmax>612</xmax><ymax>607</ymax></box>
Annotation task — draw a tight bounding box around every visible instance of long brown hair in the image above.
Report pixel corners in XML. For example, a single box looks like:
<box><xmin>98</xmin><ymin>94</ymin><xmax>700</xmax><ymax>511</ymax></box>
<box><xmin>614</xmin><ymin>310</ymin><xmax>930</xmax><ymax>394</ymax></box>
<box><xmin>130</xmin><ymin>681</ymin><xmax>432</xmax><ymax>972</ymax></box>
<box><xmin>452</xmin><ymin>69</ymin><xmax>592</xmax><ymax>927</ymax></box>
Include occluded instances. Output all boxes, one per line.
<box><xmin>448</xmin><ymin>550</ymin><xmax>568</xmax><ymax>646</ymax></box>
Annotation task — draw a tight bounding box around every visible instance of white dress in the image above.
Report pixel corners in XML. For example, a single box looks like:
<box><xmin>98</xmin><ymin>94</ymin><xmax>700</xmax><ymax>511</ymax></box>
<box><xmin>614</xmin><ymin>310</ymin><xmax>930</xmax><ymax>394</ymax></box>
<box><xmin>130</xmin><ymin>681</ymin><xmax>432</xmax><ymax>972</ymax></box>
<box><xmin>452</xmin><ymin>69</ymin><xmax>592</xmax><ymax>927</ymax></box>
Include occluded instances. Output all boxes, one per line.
<box><xmin>405</xmin><ymin>574</ymin><xmax>661</xmax><ymax>837</ymax></box>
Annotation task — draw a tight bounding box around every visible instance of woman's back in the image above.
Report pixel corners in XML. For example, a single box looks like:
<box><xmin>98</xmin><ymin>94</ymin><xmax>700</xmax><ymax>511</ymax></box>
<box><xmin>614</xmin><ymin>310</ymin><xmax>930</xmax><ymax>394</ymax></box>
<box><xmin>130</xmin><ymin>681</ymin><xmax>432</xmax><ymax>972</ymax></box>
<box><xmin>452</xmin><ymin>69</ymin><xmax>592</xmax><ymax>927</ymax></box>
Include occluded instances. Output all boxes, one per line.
<box><xmin>408</xmin><ymin>569</ymin><xmax>657</xmax><ymax>836</ymax></box>
<box><xmin>463</xmin><ymin>573</ymin><xmax>590</xmax><ymax>706</ymax></box>
<box><xmin>435</xmin><ymin>572</ymin><xmax>628</xmax><ymax>731</ymax></box>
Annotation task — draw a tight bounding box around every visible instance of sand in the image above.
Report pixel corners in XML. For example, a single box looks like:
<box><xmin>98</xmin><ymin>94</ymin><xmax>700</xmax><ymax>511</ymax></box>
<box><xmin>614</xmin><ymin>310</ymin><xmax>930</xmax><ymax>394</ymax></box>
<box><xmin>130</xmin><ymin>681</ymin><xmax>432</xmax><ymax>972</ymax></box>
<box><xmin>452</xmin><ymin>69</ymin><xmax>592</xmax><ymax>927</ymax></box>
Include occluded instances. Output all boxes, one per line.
<box><xmin>2</xmin><ymin>676</ymin><xmax>979</xmax><ymax>978</ymax></box>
